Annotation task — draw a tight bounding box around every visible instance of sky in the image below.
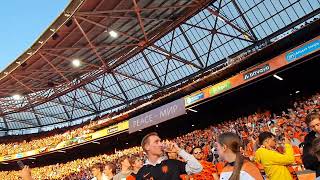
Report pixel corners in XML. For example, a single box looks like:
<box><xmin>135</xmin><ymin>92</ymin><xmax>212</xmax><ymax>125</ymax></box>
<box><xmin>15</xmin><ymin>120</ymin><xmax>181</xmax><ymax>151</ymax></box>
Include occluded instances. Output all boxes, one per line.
<box><xmin>0</xmin><ymin>0</ymin><xmax>69</xmax><ymax>72</ymax></box>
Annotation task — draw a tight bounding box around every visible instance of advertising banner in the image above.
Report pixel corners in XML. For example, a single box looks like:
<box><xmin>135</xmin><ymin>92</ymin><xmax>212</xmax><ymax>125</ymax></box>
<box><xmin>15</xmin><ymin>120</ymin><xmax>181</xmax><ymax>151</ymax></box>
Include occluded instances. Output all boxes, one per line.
<box><xmin>209</xmin><ymin>80</ymin><xmax>232</xmax><ymax>96</ymax></box>
<box><xmin>185</xmin><ymin>92</ymin><xmax>205</xmax><ymax>106</ymax></box>
<box><xmin>92</xmin><ymin>120</ymin><xmax>129</xmax><ymax>139</ymax></box>
<box><xmin>129</xmin><ymin>98</ymin><xmax>186</xmax><ymax>133</ymax></box>
<box><xmin>184</xmin><ymin>35</ymin><xmax>320</xmax><ymax>107</ymax></box>
<box><xmin>243</xmin><ymin>64</ymin><xmax>270</xmax><ymax>81</ymax></box>
<box><xmin>286</xmin><ymin>39</ymin><xmax>320</xmax><ymax>62</ymax></box>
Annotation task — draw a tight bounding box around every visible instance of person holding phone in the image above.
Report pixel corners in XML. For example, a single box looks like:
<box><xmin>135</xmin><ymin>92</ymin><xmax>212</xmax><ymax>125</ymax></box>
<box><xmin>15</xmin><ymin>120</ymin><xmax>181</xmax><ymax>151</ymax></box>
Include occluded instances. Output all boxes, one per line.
<box><xmin>136</xmin><ymin>132</ymin><xmax>202</xmax><ymax>180</ymax></box>
<box><xmin>255</xmin><ymin>132</ymin><xmax>295</xmax><ymax>180</ymax></box>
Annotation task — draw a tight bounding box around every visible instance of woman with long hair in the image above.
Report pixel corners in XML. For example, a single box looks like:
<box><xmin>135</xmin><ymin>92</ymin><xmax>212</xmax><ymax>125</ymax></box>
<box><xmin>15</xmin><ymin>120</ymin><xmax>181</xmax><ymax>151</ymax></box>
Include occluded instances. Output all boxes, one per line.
<box><xmin>216</xmin><ymin>132</ymin><xmax>263</xmax><ymax>180</ymax></box>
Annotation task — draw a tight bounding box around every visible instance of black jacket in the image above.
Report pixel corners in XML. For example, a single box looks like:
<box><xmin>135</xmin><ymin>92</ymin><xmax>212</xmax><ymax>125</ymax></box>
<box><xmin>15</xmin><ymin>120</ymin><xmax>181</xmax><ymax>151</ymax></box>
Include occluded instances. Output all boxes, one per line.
<box><xmin>302</xmin><ymin>131</ymin><xmax>320</xmax><ymax>177</ymax></box>
<box><xmin>136</xmin><ymin>159</ymin><xmax>186</xmax><ymax>180</ymax></box>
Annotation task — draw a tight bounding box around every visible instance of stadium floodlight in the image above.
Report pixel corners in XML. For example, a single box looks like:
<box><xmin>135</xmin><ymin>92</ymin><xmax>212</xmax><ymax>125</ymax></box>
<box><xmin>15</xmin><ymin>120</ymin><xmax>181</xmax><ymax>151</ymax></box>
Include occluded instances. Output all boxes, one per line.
<box><xmin>296</xmin><ymin>90</ymin><xmax>300</xmax><ymax>94</ymax></box>
<box><xmin>12</xmin><ymin>94</ymin><xmax>22</xmax><ymax>100</ymax></box>
<box><xmin>57</xmin><ymin>150</ymin><xmax>66</xmax><ymax>153</ymax></box>
<box><xmin>72</xmin><ymin>59</ymin><xmax>81</xmax><ymax>67</ymax></box>
<box><xmin>156</xmin><ymin>125</ymin><xmax>159</xmax><ymax>128</ymax></box>
<box><xmin>273</xmin><ymin>74</ymin><xmax>283</xmax><ymax>81</ymax></box>
<box><xmin>126</xmin><ymin>142</ymin><xmax>129</xmax><ymax>145</ymax></box>
<box><xmin>28</xmin><ymin>157</ymin><xmax>36</xmax><ymax>160</ymax></box>
<box><xmin>92</xmin><ymin>141</ymin><xmax>100</xmax><ymax>144</ymax></box>
<box><xmin>192</xmin><ymin>124</ymin><xmax>195</xmax><ymax>127</ymax></box>
<box><xmin>109</xmin><ymin>30</ymin><xmax>118</xmax><ymax>38</ymax></box>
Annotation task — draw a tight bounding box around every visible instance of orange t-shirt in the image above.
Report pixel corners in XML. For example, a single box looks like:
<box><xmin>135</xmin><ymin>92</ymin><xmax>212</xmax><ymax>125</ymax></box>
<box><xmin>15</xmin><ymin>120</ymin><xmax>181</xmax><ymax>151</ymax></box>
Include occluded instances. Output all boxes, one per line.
<box><xmin>215</xmin><ymin>161</ymin><xmax>226</xmax><ymax>175</ymax></box>
<box><xmin>292</xmin><ymin>145</ymin><xmax>302</xmax><ymax>164</ymax></box>
<box><xmin>126</xmin><ymin>175</ymin><xmax>136</xmax><ymax>180</ymax></box>
<box><xmin>192</xmin><ymin>160</ymin><xmax>217</xmax><ymax>180</ymax></box>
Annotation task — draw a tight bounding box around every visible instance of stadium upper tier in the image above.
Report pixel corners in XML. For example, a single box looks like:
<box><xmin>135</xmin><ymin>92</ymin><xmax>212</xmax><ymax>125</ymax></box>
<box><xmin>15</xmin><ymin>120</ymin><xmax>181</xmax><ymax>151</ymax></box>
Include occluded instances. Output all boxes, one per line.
<box><xmin>0</xmin><ymin>0</ymin><xmax>319</xmax><ymax>132</ymax></box>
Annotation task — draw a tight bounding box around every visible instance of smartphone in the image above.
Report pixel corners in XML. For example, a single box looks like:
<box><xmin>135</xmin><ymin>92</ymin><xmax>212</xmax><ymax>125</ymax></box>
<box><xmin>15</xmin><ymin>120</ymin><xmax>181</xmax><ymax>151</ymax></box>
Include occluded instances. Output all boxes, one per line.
<box><xmin>17</xmin><ymin>160</ymin><xmax>25</xmax><ymax>169</ymax></box>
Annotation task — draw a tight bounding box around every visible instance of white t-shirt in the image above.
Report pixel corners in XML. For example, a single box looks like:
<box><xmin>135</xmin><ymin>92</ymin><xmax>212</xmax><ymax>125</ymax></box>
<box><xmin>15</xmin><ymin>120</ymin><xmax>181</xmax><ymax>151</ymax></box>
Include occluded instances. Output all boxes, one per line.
<box><xmin>91</xmin><ymin>173</ymin><xmax>108</xmax><ymax>180</ymax></box>
<box><xmin>220</xmin><ymin>171</ymin><xmax>256</xmax><ymax>180</ymax></box>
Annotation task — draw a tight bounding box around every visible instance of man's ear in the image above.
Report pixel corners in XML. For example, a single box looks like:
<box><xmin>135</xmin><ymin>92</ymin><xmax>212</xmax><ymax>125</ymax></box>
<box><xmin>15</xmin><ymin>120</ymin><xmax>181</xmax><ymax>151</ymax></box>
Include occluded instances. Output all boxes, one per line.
<box><xmin>222</xmin><ymin>144</ymin><xmax>227</xmax><ymax>152</ymax></box>
<box><xmin>145</xmin><ymin>143</ymin><xmax>150</xmax><ymax>151</ymax></box>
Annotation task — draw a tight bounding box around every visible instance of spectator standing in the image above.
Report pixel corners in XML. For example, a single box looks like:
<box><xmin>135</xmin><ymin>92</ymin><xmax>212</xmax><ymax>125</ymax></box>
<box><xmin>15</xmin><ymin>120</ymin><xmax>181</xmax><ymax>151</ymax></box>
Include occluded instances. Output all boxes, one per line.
<box><xmin>113</xmin><ymin>155</ymin><xmax>132</xmax><ymax>180</ymax></box>
<box><xmin>216</xmin><ymin>132</ymin><xmax>263</xmax><ymax>180</ymax></box>
<box><xmin>255</xmin><ymin>132</ymin><xmax>295</xmax><ymax>180</ymax></box>
<box><xmin>104</xmin><ymin>162</ymin><xmax>116</xmax><ymax>180</ymax></box>
<box><xmin>91</xmin><ymin>163</ymin><xmax>108</xmax><ymax>180</ymax></box>
<box><xmin>126</xmin><ymin>155</ymin><xmax>143</xmax><ymax>180</ymax></box>
<box><xmin>136</xmin><ymin>132</ymin><xmax>202</xmax><ymax>180</ymax></box>
<box><xmin>303</xmin><ymin>112</ymin><xmax>320</xmax><ymax>177</ymax></box>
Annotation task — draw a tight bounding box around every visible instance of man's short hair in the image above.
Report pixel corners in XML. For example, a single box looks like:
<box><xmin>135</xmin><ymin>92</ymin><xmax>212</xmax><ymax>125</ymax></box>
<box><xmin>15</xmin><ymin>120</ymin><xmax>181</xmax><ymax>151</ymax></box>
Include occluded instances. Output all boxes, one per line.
<box><xmin>258</xmin><ymin>132</ymin><xmax>275</xmax><ymax>145</ymax></box>
<box><xmin>305</xmin><ymin>112</ymin><xmax>320</xmax><ymax>126</ymax></box>
<box><xmin>105</xmin><ymin>162</ymin><xmax>116</xmax><ymax>174</ymax></box>
<box><xmin>91</xmin><ymin>163</ymin><xmax>104</xmax><ymax>172</ymax></box>
<box><xmin>191</xmin><ymin>147</ymin><xmax>202</xmax><ymax>154</ymax></box>
<box><xmin>141</xmin><ymin>132</ymin><xmax>159</xmax><ymax>152</ymax></box>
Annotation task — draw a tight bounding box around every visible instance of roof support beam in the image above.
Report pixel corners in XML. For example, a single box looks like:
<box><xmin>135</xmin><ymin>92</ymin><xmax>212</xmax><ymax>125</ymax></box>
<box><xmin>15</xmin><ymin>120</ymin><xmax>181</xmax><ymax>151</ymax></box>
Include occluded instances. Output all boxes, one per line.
<box><xmin>114</xmin><ymin>70</ymin><xmax>160</xmax><ymax>88</ymax></box>
<box><xmin>39</xmin><ymin>53</ymin><xmax>71</xmax><ymax>83</ymax></box>
<box><xmin>141</xmin><ymin>51</ymin><xmax>163</xmax><ymax>87</ymax></box>
<box><xmin>75</xmin><ymin>16</ymin><xmax>140</xmax><ymax>42</ymax></box>
<box><xmin>13</xmin><ymin>74</ymin><xmax>59</xmax><ymax>85</ymax></box>
<box><xmin>230</xmin><ymin>0</ymin><xmax>258</xmax><ymax>41</ymax></box>
<box><xmin>163</xmin><ymin>29</ymin><xmax>176</xmax><ymax>86</ymax></box>
<box><xmin>0</xmin><ymin>108</ymin><xmax>9</xmax><ymax>130</ymax></box>
<box><xmin>76</xmin><ymin>13</ymin><xmax>173</xmax><ymax>22</ymax></box>
<box><xmin>111</xmin><ymin>73</ymin><xmax>129</xmax><ymax>101</ymax></box>
<box><xmin>206</xmin><ymin>7</ymin><xmax>256</xmax><ymax>42</ymax></box>
<box><xmin>41</xmin><ymin>51</ymin><xmax>101</xmax><ymax>69</ymax></box>
<box><xmin>9</xmin><ymin>75</ymin><xmax>36</xmax><ymax>93</ymax></box>
<box><xmin>51</xmin><ymin>97</ymin><xmax>94</xmax><ymax>114</ymax></box>
<box><xmin>73</xmin><ymin>17</ymin><xmax>108</xmax><ymax>69</ymax></box>
<box><xmin>148</xmin><ymin>45</ymin><xmax>203</xmax><ymax>70</ymax></box>
<box><xmin>26</xmin><ymin>96</ymin><xmax>42</xmax><ymax>126</ymax></box>
<box><xmin>55</xmin><ymin>96</ymin><xmax>71</xmax><ymax>119</ymax></box>
<box><xmin>216</xmin><ymin>31</ymin><xmax>255</xmax><ymax>43</ymax></box>
<box><xmin>63</xmin><ymin>91</ymin><xmax>96</xmax><ymax>112</ymax></box>
<box><xmin>82</xmin><ymin>86</ymin><xmax>99</xmax><ymax>112</ymax></box>
<box><xmin>178</xmin><ymin>26</ymin><xmax>204</xmax><ymax>68</ymax></box>
<box><xmin>97</xmin><ymin>74</ymin><xmax>106</xmax><ymax>110</ymax></box>
<box><xmin>76</xmin><ymin>4</ymin><xmax>197</xmax><ymax>15</ymax></box>
<box><xmin>41</xmin><ymin>43</ymin><xmax>138</xmax><ymax>51</ymax></box>
<box><xmin>69</xmin><ymin>90</ymin><xmax>78</xmax><ymax>119</ymax></box>
<box><xmin>205</xmin><ymin>0</ymin><xmax>222</xmax><ymax>67</ymax></box>
<box><xmin>5</xmin><ymin>115</ymin><xmax>37</xmax><ymax>127</ymax></box>
<box><xmin>87</xmin><ymin>80</ymin><xmax>126</xmax><ymax>102</ymax></box>
<box><xmin>132</xmin><ymin>0</ymin><xmax>148</xmax><ymax>42</ymax></box>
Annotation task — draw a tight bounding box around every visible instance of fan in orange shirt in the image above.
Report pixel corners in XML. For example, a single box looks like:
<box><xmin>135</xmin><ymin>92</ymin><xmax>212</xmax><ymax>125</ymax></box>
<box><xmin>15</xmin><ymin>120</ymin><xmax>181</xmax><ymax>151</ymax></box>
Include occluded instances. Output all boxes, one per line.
<box><xmin>191</xmin><ymin>147</ymin><xmax>217</xmax><ymax>180</ymax></box>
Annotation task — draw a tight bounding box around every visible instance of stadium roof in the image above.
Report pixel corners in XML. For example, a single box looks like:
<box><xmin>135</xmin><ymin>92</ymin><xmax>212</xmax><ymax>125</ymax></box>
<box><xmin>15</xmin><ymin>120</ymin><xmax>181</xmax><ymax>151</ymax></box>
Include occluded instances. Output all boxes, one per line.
<box><xmin>0</xmin><ymin>0</ymin><xmax>319</xmax><ymax>133</ymax></box>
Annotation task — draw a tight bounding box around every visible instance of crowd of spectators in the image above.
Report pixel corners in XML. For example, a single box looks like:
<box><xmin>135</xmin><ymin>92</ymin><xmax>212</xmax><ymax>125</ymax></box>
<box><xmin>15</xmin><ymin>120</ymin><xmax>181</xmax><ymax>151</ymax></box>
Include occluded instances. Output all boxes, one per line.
<box><xmin>0</xmin><ymin>122</ymin><xmax>97</xmax><ymax>156</ymax></box>
<box><xmin>2</xmin><ymin>16</ymin><xmax>317</xmax><ymax>157</ymax></box>
<box><xmin>0</xmin><ymin>89</ymin><xmax>318</xmax><ymax>179</ymax></box>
